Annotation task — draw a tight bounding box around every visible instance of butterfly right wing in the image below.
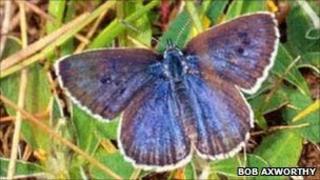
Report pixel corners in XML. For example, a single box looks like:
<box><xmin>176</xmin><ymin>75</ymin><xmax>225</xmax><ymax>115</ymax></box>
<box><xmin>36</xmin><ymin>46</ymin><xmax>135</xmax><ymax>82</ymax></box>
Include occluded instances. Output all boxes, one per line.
<box><xmin>55</xmin><ymin>49</ymin><xmax>161</xmax><ymax>120</ymax></box>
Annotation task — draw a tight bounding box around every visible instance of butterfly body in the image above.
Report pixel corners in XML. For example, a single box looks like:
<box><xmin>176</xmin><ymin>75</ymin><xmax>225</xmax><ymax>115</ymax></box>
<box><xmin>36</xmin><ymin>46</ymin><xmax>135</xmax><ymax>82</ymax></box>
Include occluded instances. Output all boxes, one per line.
<box><xmin>55</xmin><ymin>12</ymin><xmax>279</xmax><ymax>172</ymax></box>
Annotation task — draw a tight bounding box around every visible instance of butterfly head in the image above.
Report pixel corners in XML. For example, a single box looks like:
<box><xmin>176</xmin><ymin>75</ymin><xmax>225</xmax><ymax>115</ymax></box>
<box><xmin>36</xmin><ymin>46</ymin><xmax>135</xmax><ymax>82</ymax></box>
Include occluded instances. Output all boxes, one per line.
<box><xmin>163</xmin><ymin>40</ymin><xmax>187</xmax><ymax>81</ymax></box>
<box><xmin>164</xmin><ymin>39</ymin><xmax>183</xmax><ymax>58</ymax></box>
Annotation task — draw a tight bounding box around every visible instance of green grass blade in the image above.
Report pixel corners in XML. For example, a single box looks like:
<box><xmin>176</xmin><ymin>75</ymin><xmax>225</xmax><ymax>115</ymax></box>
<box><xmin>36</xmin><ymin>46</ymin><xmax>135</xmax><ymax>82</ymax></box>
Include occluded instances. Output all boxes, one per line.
<box><xmin>89</xmin><ymin>1</ymin><xmax>159</xmax><ymax>48</ymax></box>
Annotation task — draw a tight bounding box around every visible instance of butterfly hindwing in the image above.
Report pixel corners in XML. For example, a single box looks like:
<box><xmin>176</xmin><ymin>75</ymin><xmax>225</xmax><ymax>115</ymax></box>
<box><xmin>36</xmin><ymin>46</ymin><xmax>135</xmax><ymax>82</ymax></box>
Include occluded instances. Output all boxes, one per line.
<box><xmin>55</xmin><ymin>49</ymin><xmax>160</xmax><ymax>120</ymax></box>
<box><xmin>185</xmin><ymin>13</ymin><xmax>279</xmax><ymax>94</ymax></box>
<box><xmin>184</xmin><ymin>71</ymin><xmax>253</xmax><ymax>159</ymax></box>
<box><xmin>119</xmin><ymin>80</ymin><xmax>192</xmax><ymax>171</ymax></box>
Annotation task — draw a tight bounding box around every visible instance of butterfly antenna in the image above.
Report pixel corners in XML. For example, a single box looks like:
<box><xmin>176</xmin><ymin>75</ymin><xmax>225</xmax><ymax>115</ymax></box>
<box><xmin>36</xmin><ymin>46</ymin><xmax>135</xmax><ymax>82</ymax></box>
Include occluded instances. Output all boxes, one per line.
<box><xmin>120</xmin><ymin>20</ymin><xmax>160</xmax><ymax>45</ymax></box>
<box><xmin>167</xmin><ymin>39</ymin><xmax>172</xmax><ymax>48</ymax></box>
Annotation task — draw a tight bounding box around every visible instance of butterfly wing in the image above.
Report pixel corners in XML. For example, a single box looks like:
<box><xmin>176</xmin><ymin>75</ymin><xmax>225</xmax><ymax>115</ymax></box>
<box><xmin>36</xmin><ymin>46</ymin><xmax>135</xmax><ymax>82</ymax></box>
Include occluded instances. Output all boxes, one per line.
<box><xmin>55</xmin><ymin>49</ymin><xmax>161</xmax><ymax>120</ymax></box>
<box><xmin>184</xmin><ymin>71</ymin><xmax>253</xmax><ymax>159</ymax></box>
<box><xmin>185</xmin><ymin>13</ymin><xmax>279</xmax><ymax>94</ymax></box>
<box><xmin>119</xmin><ymin>79</ymin><xmax>192</xmax><ymax>171</ymax></box>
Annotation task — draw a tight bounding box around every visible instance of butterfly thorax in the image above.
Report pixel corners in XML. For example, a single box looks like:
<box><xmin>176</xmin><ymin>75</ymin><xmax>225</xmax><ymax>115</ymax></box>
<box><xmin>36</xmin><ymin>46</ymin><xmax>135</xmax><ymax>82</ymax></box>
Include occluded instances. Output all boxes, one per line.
<box><xmin>163</xmin><ymin>48</ymin><xmax>188</xmax><ymax>82</ymax></box>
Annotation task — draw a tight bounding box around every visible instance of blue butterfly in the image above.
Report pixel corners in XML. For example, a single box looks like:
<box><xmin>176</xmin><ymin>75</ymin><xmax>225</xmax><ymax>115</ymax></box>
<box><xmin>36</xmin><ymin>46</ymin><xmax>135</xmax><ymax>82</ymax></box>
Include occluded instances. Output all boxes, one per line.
<box><xmin>55</xmin><ymin>12</ymin><xmax>279</xmax><ymax>172</ymax></box>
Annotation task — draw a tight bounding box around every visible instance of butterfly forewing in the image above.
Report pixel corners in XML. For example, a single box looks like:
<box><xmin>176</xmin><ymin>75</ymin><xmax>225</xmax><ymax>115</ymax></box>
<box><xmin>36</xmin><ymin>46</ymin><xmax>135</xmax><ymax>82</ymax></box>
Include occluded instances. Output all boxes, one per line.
<box><xmin>55</xmin><ymin>49</ymin><xmax>161</xmax><ymax>120</ymax></box>
<box><xmin>185</xmin><ymin>13</ymin><xmax>279</xmax><ymax>94</ymax></box>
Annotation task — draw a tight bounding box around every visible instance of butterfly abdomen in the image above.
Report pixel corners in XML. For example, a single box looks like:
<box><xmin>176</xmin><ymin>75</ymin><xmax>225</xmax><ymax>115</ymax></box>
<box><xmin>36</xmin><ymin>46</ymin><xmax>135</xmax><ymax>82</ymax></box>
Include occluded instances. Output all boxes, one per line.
<box><xmin>171</xmin><ymin>80</ymin><xmax>198</xmax><ymax>141</ymax></box>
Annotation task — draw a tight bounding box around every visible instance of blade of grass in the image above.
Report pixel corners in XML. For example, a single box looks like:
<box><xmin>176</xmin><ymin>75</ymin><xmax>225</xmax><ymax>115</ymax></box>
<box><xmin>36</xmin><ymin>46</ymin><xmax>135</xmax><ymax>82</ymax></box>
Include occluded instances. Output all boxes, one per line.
<box><xmin>116</xmin><ymin>1</ymin><xmax>128</xmax><ymax>46</ymax></box>
<box><xmin>129</xmin><ymin>169</ymin><xmax>141</xmax><ymax>180</ymax></box>
<box><xmin>46</xmin><ymin>0</ymin><xmax>66</xmax><ymax>62</ymax></box>
<box><xmin>89</xmin><ymin>0</ymin><xmax>159</xmax><ymax>48</ymax></box>
<box><xmin>123</xmin><ymin>1</ymin><xmax>152</xmax><ymax>47</ymax></box>
<box><xmin>293</xmin><ymin>100</ymin><xmax>320</xmax><ymax>122</ymax></box>
<box><xmin>300</xmin><ymin>52</ymin><xmax>320</xmax><ymax>73</ymax></box>
<box><xmin>1</xmin><ymin>1</ymin><xmax>158</xmax><ymax>78</ymax></box>
<box><xmin>75</xmin><ymin>7</ymin><xmax>108</xmax><ymax>53</ymax></box>
<box><xmin>206</xmin><ymin>0</ymin><xmax>229</xmax><ymax>24</ymax></box>
<box><xmin>0</xmin><ymin>1</ymin><xmax>116</xmax><ymax>77</ymax></box>
<box><xmin>186</xmin><ymin>2</ymin><xmax>203</xmax><ymax>34</ymax></box>
<box><xmin>225</xmin><ymin>0</ymin><xmax>243</xmax><ymax>20</ymax></box>
<box><xmin>254</xmin><ymin>131</ymin><xmax>303</xmax><ymax>168</ymax></box>
<box><xmin>46</xmin><ymin>0</ymin><xmax>66</xmax><ymax>33</ymax></box>
<box><xmin>260</xmin><ymin>55</ymin><xmax>302</xmax><ymax>112</ymax></box>
<box><xmin>0</xmin><ymin>13</ymin><xmax>87</xmax><ymax>71</ymax></box>
<box><xmin>1</xmin><ymin>157</ymin><xmax>45</xmax><ymax>178</ymax></box>
<box><xmin>156</xmin><ymin>10</ymin><xmax>192</xmax><ymax>52</ymax></box>
<box><xmin>0</xmin><ymin>0</ymin><xmax>12</xmax><ymax>58</ymax></box>
<box><xmin>251</xmin><ymin>123</ymin><xmax>310</xmax><ymax>136</ymax></box>
<box><xmin>7</xmin><ymin>2</ymin><xmax>28</xmax><ymax>179</ymax></box>
<box><xmin>0</xmin><ymin>95</ymin><xmax>122</xmax><ymax>180</ymax></box>
<box><xmin>60</xmin><ymin>1</ymin><xmax>76</xmax><ymax>55</ymax></box>
<box><xmin>284</xmin><ymin>90</ymin><xmax>320</xmax><ymax>143</ymax></box>
<box><xmin>272</xmin><ymin>45</ymin><xmax>310</xmax><ymax>95</ymax></box>
<box><xmin>297</xmin><ymin>0</ymin><xmax>320</xmax><ymax>29</ymax></box>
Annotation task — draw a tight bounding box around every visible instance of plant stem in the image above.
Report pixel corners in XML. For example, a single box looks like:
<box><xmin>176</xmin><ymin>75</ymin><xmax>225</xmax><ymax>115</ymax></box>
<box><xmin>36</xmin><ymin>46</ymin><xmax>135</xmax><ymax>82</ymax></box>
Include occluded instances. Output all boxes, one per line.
<box><xmin>7</xmin><ymin>1</ymin><xmax>28</xmax><ymax>179</ymax></box>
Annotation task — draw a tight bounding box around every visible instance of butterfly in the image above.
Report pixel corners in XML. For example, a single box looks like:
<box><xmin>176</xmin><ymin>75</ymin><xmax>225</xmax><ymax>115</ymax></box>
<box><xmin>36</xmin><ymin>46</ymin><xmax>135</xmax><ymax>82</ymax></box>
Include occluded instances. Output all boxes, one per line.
<box><xmin>54</xmin><ymin>12</ymin><xmax>279</xmax><ymax>172</ymax></box>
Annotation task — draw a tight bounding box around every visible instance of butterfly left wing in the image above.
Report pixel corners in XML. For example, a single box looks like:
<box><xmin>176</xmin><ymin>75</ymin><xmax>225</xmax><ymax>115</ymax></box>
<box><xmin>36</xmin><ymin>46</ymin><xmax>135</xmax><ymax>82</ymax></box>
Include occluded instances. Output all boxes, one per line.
<box><xmin>119</xmin><ymin>79</ymin><xmax>192</xmax><ymax>171</ymax></box>
<box><xmin>55</xmin><ymin>49</ymin><xmax>161</xmax><ymax>120</ymax></box>
<box><xmin>185</xmin><ymin>12</ymin><xmax>279</xmax><ymax>94</ymax></box>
